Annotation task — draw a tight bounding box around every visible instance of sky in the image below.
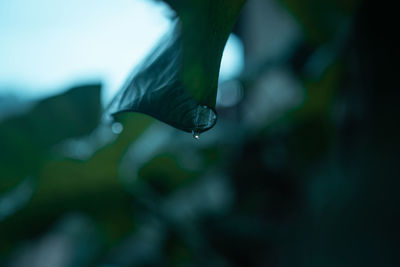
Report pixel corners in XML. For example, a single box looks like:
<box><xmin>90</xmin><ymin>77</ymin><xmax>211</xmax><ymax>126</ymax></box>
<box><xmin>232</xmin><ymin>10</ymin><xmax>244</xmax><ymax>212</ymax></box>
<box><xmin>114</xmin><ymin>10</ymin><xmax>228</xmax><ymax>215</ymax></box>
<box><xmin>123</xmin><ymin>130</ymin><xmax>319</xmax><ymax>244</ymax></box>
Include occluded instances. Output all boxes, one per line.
<box><xmin>0</xmin><ymin>0</ymin><xmax>243</xmax><ymax>105</ymax></box>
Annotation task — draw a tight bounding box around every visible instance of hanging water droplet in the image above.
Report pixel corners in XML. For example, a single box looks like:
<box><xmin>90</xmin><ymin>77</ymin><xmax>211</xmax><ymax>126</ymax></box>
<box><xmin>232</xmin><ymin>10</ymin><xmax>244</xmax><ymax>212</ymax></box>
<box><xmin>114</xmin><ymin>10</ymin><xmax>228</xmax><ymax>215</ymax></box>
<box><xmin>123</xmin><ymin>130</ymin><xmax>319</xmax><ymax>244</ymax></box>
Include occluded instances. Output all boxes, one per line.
<box><xmin>191</xmin><ymin>105</ymin><xmax>216</xmax><ymax>140</ymax></box>
<box><xmin>192</xmin><ymin>130</ymin><xmax>200</xmax><ymax>140</ymax></box>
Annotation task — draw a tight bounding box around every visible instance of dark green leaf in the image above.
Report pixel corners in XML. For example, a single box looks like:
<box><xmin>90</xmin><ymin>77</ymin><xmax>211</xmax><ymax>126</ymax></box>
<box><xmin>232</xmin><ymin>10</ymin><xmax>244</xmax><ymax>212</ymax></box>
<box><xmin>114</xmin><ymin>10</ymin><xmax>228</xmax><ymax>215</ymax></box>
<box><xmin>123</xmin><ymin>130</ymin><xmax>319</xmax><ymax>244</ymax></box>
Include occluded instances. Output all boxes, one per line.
<box><xmin>108</xmin><ymin>0</ymin><xmax>246</xmax><ymax>134</ymax></box>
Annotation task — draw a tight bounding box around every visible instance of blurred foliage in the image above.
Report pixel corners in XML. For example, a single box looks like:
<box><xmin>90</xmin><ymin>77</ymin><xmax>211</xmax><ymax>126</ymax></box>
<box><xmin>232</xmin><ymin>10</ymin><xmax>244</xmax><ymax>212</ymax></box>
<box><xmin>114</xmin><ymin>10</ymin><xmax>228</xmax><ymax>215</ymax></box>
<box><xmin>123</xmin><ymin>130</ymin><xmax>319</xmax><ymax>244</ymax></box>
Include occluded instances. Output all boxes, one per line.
<box><xmin>278</xmin><ymin>0</ymin><xmax>361</xmax><ymax>43</ymax></box>
<box><xmin>1</xmin><ymin>0</ymin><xmax>399</xmax><ymax>266</ymax></box>
<box><xmin>0</xmin><ymin>84</ymin><xmax>101</xmax><ymax>193</ymax></box>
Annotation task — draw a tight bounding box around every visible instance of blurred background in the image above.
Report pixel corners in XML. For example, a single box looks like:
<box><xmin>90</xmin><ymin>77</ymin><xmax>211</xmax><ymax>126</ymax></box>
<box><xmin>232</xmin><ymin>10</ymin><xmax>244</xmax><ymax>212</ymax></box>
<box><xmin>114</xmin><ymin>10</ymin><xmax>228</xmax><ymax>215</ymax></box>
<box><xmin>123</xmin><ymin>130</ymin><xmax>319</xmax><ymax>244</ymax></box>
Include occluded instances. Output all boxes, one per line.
<box><xmin>0</xmin><ymin>0</ymin><xmax>398</xmax><ymax>266</ymax></box>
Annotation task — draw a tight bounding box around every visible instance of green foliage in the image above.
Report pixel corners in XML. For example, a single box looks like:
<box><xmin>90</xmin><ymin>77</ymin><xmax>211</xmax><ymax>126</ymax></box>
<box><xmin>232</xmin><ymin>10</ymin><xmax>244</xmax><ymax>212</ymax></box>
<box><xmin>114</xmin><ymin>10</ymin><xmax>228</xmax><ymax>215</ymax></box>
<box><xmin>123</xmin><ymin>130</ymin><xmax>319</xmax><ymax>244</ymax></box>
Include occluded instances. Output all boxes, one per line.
<box><xmin>0</xmin><ymin>84</ymin><xmax>101</xmax><ymax>193</ymax></box>
<box><xmin>0</xmin><ymin>91</ymin><xmax>155</xmax><ymax>253</ymax></box>
<box><xmin>278</xmin><ymin>0</ymin><xmax>361</xmax><ymax>43</ymax></box>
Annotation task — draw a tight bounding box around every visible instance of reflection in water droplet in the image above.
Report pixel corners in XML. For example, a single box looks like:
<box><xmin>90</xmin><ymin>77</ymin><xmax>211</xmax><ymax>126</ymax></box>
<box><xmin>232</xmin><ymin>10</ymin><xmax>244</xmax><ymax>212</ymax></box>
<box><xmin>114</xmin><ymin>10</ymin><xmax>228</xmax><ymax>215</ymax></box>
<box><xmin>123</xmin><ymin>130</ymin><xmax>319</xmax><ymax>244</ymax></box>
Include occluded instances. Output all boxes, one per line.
<box><xmin>192</xmin><ymin>130</ymin><xmax>200</xmax><ymax>140</ymax></box>
<box><xmin>112</xmin><ymin>122</ymin><xmax>124</xmax><ymax>134</ymax></box>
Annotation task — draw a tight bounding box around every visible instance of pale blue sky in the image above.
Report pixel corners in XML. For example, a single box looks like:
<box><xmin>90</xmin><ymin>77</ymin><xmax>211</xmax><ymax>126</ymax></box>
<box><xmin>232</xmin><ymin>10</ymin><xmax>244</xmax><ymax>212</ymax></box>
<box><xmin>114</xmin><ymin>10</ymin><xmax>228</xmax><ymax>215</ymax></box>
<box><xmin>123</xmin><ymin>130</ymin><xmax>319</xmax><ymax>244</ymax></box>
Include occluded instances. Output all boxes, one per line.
<box><xmin>0</xmin><ymin>0</ymin><xmax>243</xmax><ymax>104</ymax></box>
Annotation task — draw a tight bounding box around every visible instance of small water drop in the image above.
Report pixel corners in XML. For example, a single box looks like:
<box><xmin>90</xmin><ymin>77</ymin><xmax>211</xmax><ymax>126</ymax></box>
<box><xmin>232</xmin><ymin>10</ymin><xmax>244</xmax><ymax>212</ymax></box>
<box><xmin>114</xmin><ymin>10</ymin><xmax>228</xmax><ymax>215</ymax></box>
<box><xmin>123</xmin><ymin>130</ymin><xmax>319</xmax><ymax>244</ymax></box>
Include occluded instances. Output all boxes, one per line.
<box><xmin>112</xmin><ymin>122</ymin><xmax>123</xmax><ymax>134</ymax></box>
<box><xmin>192</xmin><ymin>130</ymin><xmax>200</xmax><ymax>140</ymax></box>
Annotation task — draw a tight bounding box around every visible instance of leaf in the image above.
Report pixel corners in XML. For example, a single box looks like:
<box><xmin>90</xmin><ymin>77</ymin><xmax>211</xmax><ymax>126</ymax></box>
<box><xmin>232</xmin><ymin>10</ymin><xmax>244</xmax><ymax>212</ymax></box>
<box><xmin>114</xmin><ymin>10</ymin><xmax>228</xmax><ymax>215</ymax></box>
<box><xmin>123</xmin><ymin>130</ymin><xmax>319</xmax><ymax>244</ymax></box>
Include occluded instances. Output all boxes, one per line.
<box><xmin>108</xmin><ymin>0</ymin><xmax>246</xmax><ymax>134</ymax></box>
<box><xmin>0</xmin><ymin>84</ymin><xmax>102</xmax><ymax>192</ymax></box>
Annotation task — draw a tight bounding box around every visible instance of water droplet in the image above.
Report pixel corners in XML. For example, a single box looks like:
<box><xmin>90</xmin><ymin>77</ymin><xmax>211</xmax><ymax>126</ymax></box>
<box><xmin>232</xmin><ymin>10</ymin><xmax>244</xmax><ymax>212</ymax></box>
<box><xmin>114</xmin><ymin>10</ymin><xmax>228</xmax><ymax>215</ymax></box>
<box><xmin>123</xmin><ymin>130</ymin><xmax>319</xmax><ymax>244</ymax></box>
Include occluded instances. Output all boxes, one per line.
<box><xmin>191</xmin><ymin>105</ymin><xmax>216</xmax><ymax>139</ymax></box>
<box><xmin>192</xmin><ymin>130</ymin><xmax>200</xmax><ymax>140</ymax></box>
<box><xmin>112</xmin><ymin>122</ymin><xmax>123</xmax><ymax>134</ymax></box>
